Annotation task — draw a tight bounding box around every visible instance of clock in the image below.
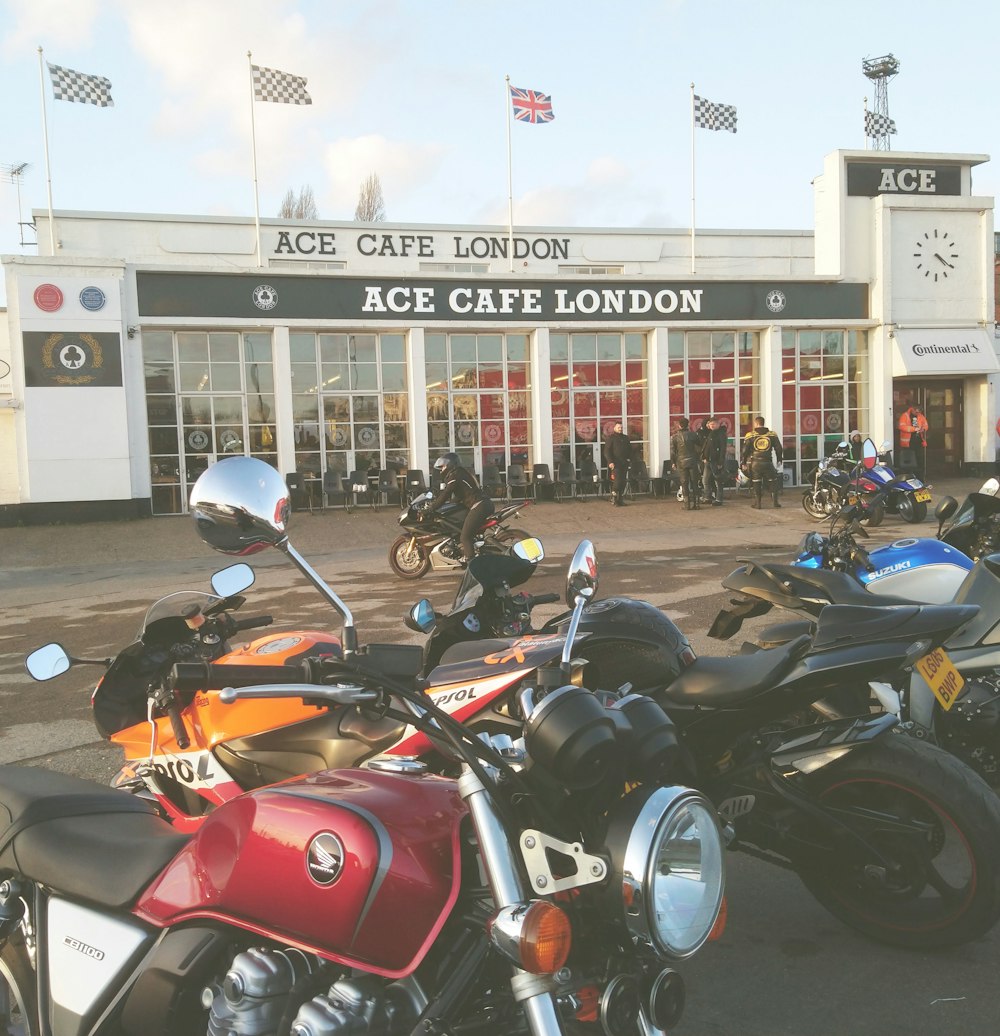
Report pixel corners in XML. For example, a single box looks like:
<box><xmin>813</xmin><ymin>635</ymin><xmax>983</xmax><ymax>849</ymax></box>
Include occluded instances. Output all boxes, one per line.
<box><xmin>912</xmin><ymin>228</ymin><xmax>960</xmax><ymax>282</ymax></box>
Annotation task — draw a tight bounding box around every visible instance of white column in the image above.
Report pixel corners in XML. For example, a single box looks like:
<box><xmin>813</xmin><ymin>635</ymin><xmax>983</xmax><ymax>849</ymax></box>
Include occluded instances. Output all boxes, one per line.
<box><xmin>869</xmin><ymin>327</ymin><xmax>894</xmax><ymax>452</ymax></box>
<box><xmin>407</xmin><ymin>327</ymin><xmax>428</xmax><ymax>470</ymax></box>
<box><xmin>760</xmin><ymin>325</ymin><xmax>782</xmax><ymax>429</ymax></box>
<box><xmin>531</xmin><ymin>327</ymin><xmax>552</xmax><ymax>469</ymax></box>
<box><xmin>649</xmin><ymin>326</ymin><xmax>671</xmax><ymax>479</ymax></box>
<box><xmin>271</xmin><ymin>325</ymin><xmax>295</xmax><ymax>476</ymax></box>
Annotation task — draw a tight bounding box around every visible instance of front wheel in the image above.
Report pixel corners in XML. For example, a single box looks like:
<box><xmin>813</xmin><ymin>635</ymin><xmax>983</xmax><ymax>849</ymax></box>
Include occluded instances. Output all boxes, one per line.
<box><xmin>802</xmin><ymin>489</ymin><xmax>832</xmax><ymax>520</ymax></box>
<box><xmin>0</xmin><ymin>931</ymin><xmax>39</xmax><ymax>1036</ymax></box>
<box><xmin>388</xmin><ymin>535</ymin><xmax>430</xmax><ymax>579</ymax></box>
<box><xmin>798</xmin><ymin>736</ymin><xmax>1000</xmax><ymax>949</ymax></box>
<box><xmin>898</xmin><ymin>495</ymin><xmax>928</xmax><ymax>524</ymax></box>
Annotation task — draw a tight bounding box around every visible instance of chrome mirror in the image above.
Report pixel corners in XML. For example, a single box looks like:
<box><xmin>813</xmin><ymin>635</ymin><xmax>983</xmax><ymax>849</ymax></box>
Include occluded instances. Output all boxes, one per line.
<box><xmin>405</xmin><ymin>599</ymin><xmax>436</xmax><ymax>634</ymax></box>
<box><xmin>211</xmin><ymin>563</ymin><xmax>255</xmax><ymax>598</ymax></box>
<box><xmin>190</xmin><ymin>457</ymin><xmax>290</xmax><ymax>556</ymax></box>
<box><xmin>512</xmin><ymin>537</ymin><xmax>545</xmax><ymax>563</ymax></box>
<box><xmin>25</xmin><ymin>643</ymin><xmax>71</xmax><ymax>681</ymax></box>
<box><xmin>565</xmin><ymin>540</ymin><xmax>598</xmax><ymax>608</ymax></box>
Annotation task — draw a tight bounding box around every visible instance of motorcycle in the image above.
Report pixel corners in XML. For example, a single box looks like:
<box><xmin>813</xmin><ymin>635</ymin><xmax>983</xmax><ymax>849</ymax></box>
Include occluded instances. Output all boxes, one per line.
<box><xmin>864</xmin><ymin>440</ymin><xmax>933</xmax><ymax>523</ymax></box>
<box><xmin>402</xmin><ymin>544</ymin><xmax>1000</xmax><ymax>949</ymax></box>
<box><xmin>801</xmin><ymin>441</ymin><xmax>884</xmax><ymax>526</ymax></box>
<box><xmin>388</xmin><ymin>490</ymin><xmax>531</xmax><ymax>579</ymax></box>
<box><xmin>7</xmin><ymin>457</ymin><xmax>727</xmax><ymax>1036</ymax></box>
<box><xmin>27</xmin><ymin>460</ymin><xmax>1000</xmax><ymax>948</ymax></box>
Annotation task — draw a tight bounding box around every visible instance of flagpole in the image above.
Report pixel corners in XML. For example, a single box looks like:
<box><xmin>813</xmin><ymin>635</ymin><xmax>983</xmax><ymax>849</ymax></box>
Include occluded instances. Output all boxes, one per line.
<box><xmin>37</xmin><ymin>46</ymin><xmax>56</xmax><ymax>253</ymax></box>
<box><xmin>248</xmin><ymin>51</ymin><xmax>262</xmax><ymax>268</ymax></box>
<box><xmin>863</xmin><ymin>96</ymin><xmax>869</xmax><ymax>151</ymax></box>
<box><xmin>690</xmin><ymin>83</ymin><xmax>696</xmax><ymax>275</ymax></box>
<box><xmin>505</xmin><ymin>74</ymin><xmax>514</xmax><ymax>274</ymax></box>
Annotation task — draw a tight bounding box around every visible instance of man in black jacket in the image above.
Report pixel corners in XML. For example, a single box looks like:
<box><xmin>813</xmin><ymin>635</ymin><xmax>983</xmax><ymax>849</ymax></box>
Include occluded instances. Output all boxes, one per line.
<box><xmin>741</xmin><ymin>416</ymin><xmax>783</xmax><ymax>509</ymax></box>
<box><xmin>699</xmin><ymin>416</ymin><xmax>727</xmax><ymax>506</ymax></box>
<box><xmin>671</xmin><ymin>417</ymin><xmax>701</xmax><ymax>510</ymax></box>
<box><xmin>604</xmin><ymin>421</ymin><xmax>632</xmax><ymax>506</ymax></box>
<box><xmin>427</xmin><ymin>452</ymin><xmax>494</xmax><ymax>563</ymax></box>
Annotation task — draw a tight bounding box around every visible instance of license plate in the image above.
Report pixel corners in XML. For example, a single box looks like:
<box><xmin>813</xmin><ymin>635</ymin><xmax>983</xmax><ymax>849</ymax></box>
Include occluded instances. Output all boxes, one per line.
<box><xmin>915</xmin><ymin>648</ymin><xmax>965</xmax><ymax>711</ymax></box>
<box><xmin>914</xmin><ymin>489</ymin><xmax>931</xmax><ymax>502</ymax></box>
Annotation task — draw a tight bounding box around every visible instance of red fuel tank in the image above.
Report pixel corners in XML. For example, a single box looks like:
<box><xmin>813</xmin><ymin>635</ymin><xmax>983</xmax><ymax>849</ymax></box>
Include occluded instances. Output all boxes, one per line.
<box><xmin>134</xmin><ymin>768</ymin><xmax>466</xmax><ymax>978</ymax></box>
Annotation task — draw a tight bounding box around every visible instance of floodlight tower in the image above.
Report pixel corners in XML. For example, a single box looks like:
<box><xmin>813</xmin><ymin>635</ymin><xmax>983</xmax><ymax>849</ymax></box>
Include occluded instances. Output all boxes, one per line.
<box><xmin>1</xmin><ymin>162</ymin><xmax>32</xmax><ymax>246</ymax></box>
<box><xmin>862</xmin><ymin>54</ymin><xmax>900</xmax><ymax>150</ymax></box>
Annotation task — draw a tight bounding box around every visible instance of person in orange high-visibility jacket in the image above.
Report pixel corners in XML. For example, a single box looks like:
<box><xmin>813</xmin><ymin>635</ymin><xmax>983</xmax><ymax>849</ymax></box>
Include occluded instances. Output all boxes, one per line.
<box><xmin>898</xmin><ymin>405</ymin><xmax>928</xmax><ymax>475</ymax></box>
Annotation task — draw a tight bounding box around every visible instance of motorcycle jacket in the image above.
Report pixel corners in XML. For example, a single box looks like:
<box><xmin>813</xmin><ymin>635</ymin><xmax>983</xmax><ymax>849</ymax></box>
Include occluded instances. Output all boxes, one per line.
<box><xmin>700</xmin><ymin>426</ymin><xmax>727</xmax><ymax>467</ymax></box>
<box><xmin>742</xmin><ymin>427</ymin><xmax>783</xmax><ymax>472</ymax></box>
<box><xmin>604</xmin><ymin>430</ymin><xmax>632</xmax><ymax>467</ymax></box>
<box><xmin>430</xmin><ymin>464</ymin><xmax>488</xmax><ymax>510</ymax></box>
<box><xmin>671</xmin><ymin>430</ymin><xmax>700</xmax><ymax>469</ymax></box>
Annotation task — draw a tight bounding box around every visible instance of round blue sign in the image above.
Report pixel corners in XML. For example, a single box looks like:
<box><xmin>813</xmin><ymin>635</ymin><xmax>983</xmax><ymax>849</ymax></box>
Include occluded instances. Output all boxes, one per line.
<box><xmin>79</xmin><ymin>286</ymin><xmax>106</xmax><ymax>311</ymax></box>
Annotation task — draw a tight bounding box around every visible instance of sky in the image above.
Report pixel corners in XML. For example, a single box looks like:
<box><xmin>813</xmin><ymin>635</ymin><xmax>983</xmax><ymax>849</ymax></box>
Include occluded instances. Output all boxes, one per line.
<box><xmin>0</xmin><ymin>0</ymin><xmax>997</xmax><ymax>270</ymax></box>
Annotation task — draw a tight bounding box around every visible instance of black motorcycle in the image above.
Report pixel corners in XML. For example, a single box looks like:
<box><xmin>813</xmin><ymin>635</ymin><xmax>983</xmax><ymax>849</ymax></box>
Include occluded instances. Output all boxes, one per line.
<box><xmin>388</xmin><ymin>490</ymin><xmax>531</xmax><ymax>579</ymax></box>
<box><xmin>801</xmin><ymin>444</ymin><xmax>884</xmax><ymax>526</ymax></box>
<box><xmin>406</xmin><ymin>541</ymin><xmax>1000</xmax><ymax>949</ymax></box>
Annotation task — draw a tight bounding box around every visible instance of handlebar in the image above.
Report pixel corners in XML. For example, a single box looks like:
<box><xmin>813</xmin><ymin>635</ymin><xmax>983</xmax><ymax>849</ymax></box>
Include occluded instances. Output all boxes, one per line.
<box><xmin>526</xmin><ymin>593</ymin><xmax>561</xmax><ymax>608</ymax></box>
<box><xmin>164</xmin><ymin>700</ymin><xmax>191</xmax><ymax>750</ymax></box>
<box><xmin>218</xmin><ymin>683</ymin><xmax>380</xmax><ymax>706</ymax></box>
<box><xmin>228</xmin><ymin>614</ymin><xmax>274</xmax><ymax>633</ymax></box>
<box><xmin>170</xmin><ymin>660</ymin><xmax>312</xmax><ymax>691</ymax></box>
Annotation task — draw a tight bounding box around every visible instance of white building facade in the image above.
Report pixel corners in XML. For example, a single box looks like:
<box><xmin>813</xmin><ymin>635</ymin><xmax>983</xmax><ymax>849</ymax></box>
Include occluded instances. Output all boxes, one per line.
<box><xmin>0</xmin><ymin>148</ymin><xmax>996</xmax><ymax>522</ymax></box>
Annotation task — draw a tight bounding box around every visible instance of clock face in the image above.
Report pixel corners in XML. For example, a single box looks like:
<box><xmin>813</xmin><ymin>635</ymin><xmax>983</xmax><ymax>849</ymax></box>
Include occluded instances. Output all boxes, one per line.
<box><xmin>913</xmin><ymin>228</ymin><xmax>960</xmax><ymax>282</ymax></box>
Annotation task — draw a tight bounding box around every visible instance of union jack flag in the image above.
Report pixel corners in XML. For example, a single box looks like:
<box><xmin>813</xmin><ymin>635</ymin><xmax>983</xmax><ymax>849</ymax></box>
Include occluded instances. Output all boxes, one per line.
<box><xmin>510</xmin><ymin>85</ymin><xmax>554</xmax><ymax>124</ymax></box>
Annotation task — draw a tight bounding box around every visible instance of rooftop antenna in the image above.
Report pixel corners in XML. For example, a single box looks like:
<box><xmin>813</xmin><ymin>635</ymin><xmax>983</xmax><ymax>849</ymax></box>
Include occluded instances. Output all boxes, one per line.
<box><xmin>1</xmin><ymin>162</ymin><xmax>34</xmax><ymax>246</ymax></box>
<box><xmin>862</xmin><ymin>54</ymin><xmax>899</xmax><ymax>151</ymax></box>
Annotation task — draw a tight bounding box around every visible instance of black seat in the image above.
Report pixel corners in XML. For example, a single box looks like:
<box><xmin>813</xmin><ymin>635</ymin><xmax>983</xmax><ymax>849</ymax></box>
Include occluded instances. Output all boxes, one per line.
<box><xmin>811</xmin><ymin>603</ymin><xmax>978</xmax><ymax>651</ymax></box>
<box><xmin>0</xmin><ymin>765</ymin><xmax>188</xmax><ymax>909</ymax></box>
<box><xmin>554</xmin><ymin>460</ymin><xmax>579</xmax><ymax>500</ymax></box>
<box><xmin>482</xmin><ymin>463</ymin><xmax>507</xmax><ymax>501</ymax></box>
<box><xmin>629</xmin><ymin>458</ymin><xmax>651</xmax><ymax>496</ymax></box>
<box><xmin>507</xmin><ymin>463</ymin><xmax>530</xmax><ymax>500</ymax></box>
<box><xmin>748</xmin><ymin>562</ymin><xmax>915</xmax><ymax>612</ymax></box>
<box><xmin>660</xmin><ymin>634</ymin><xmax>812</xmax><ymax>706</ymax></box>
<box><xmin>405</xmin><ymin>468</ymin><xmax>428</xmax><ymax>502</ymax></box>
<box><xmin>284</xmin><ymin>472</ymin><xmax>313</xmax><ymax>514</ymax></box>
<box><xmin>531</xmin><ymin>463</ymin><xmax>554</xmax><ymax>501</ymax></box>
<box><xmin>322</xmin><ymin>469</ymin><xmax>347</xmax><ymax>509</ymax></box>
<box><xmin>579</xmin><ymin>459</ymin><xmax>602</xmax><ymax>497</ymax></box>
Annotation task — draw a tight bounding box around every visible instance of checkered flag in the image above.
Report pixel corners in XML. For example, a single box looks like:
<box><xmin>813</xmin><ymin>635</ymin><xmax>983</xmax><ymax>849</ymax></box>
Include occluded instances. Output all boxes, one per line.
<box><xmin>864</xmin><ymin>110</ymin><xmax>897</xmax><ymax>138</ymax></box>
<box><xmin>693</xmin><ymin>94</ymin><xmax>737</xmax><ymax>133</ymax></box>
<box><xmin>47</xmin><ymin>62</ymin><xmax>114</xmax><ymax>107</ymax></box>
<box><xmin>252</xmin><ymin>64</ymin><xmax>312</xmax><ymax>105</ymax></box>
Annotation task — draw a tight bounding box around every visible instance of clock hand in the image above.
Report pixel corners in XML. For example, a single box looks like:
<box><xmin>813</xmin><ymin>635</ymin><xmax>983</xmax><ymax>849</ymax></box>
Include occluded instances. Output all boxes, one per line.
<box><xmin>933</xmin><ymin>252</ymin><xmax>955</xmax><ymax>268</ymax></box>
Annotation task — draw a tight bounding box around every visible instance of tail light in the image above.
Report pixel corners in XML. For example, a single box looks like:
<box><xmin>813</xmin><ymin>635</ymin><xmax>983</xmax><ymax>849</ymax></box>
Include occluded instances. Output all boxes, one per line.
<box><xmin>487</xmin><ymin>900</ymin><xmax>572</xmax><ymax>974</ymax></box>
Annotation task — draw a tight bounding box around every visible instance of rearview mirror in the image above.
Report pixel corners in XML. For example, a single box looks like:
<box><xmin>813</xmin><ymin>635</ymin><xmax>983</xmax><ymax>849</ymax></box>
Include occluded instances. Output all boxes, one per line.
<box><xmin>862</xmin><ymin>437</ymin><xmax>878</xmax><ymax>470</ymax></box>
<box><xmin>935</xmin><ymin>496</ymin><xmax>958</xmax><ymax>524</ymax></box>
<box><xmin>566</xmin><ymin>540</ymin><xmax>598</xmax><ymax>608</ymax></box>
<box><xmin>405</xmin><ymin>599</ymin><xmax>436</xmax><ymax>633</ymax></box>
<box><xmin>512</xmin><ymin>537</ymin><xmax>545</xmax><ymax>563</ymax></box>
<box><xmin>25</xmin><ymin>643</ymin><xmax>71</xmax><ymax>681</ymax></box>
<box><xmin>211</xmin><ymin>563</ymin><xmax>256</xmax><ymax>598</ymax></box>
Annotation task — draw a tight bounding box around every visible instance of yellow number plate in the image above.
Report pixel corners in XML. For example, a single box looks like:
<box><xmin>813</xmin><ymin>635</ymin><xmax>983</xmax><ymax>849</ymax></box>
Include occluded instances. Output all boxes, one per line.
<box><xmin>914</xmin><ymin>489</ymin><xmax>932</xmax><ymax>503</ymax></box>
<box><xmin>915</xmin><ymin>648</ymin><xmax>965</xmax><ymax>711</ymax></box>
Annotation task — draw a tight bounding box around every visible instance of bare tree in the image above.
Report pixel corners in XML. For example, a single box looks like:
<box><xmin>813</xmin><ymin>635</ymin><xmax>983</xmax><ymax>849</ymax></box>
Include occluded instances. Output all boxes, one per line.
<box><xmin>278</xmin><ymin>185</ymin><xmax>318</xmax><ymax>219</ymax></box>
<box><xmin>354</xmin><ymin>172</ymin><xmax>386</xmax><ymax>222</ymax></box>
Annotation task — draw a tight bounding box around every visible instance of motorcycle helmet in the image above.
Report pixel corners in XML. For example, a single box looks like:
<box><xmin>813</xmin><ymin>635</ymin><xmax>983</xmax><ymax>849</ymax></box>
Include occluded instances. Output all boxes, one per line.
<box><xmin>434</xmin><ymin>452</ymin><xmax>459</xmax><ymax>475</ymax></box>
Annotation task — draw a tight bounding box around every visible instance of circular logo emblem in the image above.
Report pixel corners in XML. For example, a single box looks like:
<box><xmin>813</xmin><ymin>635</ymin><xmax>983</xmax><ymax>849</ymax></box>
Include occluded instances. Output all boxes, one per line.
<box><xmin>802</xmin><ymin>413</ymin><xmax>819</xmax><ymax>433</ymax></box>
<box><xmin>357</xmin><ymin>426</ymin><xmax>378</xmax><ymax>447</ymax></box>
<box><xmin>79</xmin><ymin>286</ymin><xmax>106</xmax><ymax>311</ymax></box>
<box><xmin>307</xmin><ymin>832</ymin><xmax>345</xmax><ymax>886</ymax></box>
<box><xmin>753</xmin><ymin>434</ymin><xmax>772</xmax><ymax>453</ymax></box>
<box><xmin>219</xmin><ymin>429</ymin><xmax>242</xmax><ymax>452</ymax></box>
<box><xmin>33</xmin><ymin>283</ymin><xmax>64</xmax><ymax>312</ymax></box>
<box><xmin>826</xmin><ymin>413</ymin><xmax>843</xmax><ymax>432</ymax></box>
<box><xmin>254</xmin><ymin>636</ymin><xmax>303</xmax><ymax>654</ymax></box>
<box><xmin>252</xmin><ymin>284</ymin><xmax>278</xmax><ymax>310</ymax></box>
<box><xmin>765</xmin><ymin>289</ymin><xmax>786</xmax><ymax>313</ymax></box>
<box><xmin>332</xmin><ymin>427</ymin><xmax>349</xmax><ymax>447</ymax></box>
<box><xmin>187</xmin><ymin>429</ymin><xmax>210</xmax><ymax>451</ymax></box>
<box><xmin>58</xmin><ymin>343</ymin><xmax>87</xmax><ymax>370</ymax></box>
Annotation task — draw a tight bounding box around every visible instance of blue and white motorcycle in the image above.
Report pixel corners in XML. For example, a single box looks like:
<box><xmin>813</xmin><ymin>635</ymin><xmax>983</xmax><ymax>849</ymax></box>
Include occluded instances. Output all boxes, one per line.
<box><xmin>864</xmin><ymin>441</ymin><xmax>934</xmax><ymax>523</ymax></box>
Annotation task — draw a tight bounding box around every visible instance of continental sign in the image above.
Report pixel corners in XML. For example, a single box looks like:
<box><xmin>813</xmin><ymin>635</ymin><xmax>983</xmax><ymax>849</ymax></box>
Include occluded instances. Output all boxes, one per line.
<box><xmin>137</xmin><ymin>273</ymin><xmax>868</xmax><ymax>323</ymax></box>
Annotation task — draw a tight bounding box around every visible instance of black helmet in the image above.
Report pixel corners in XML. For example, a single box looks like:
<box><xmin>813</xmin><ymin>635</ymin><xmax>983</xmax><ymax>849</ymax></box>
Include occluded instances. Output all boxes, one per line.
<box><xmin>434</xmin><ymin>452</ymin><xmax>459</xmax><ymax>474</ymax></box>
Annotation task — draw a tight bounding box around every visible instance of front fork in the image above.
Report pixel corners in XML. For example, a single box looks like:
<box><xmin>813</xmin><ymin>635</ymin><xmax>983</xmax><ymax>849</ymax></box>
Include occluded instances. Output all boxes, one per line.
<box><xmin>457</xmin><ymin>766</ymin><xmax>564</xmax><ymax>1036</ymax></box>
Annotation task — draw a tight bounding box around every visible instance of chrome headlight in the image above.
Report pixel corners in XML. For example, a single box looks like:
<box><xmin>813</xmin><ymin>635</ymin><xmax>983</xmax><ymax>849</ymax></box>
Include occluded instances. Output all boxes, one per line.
<box><xmin>605</xmin><ymin>786</ymin><xmax>725</xmax><ymax>959</ymax></box>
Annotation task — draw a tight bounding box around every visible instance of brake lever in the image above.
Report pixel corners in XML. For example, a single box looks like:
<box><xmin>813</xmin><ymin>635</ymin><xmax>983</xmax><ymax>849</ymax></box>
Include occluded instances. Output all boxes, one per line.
<box><xmin>218</xmin><ymin>683</ymin><xmax>381</xmax><ymax>705</ymax></box>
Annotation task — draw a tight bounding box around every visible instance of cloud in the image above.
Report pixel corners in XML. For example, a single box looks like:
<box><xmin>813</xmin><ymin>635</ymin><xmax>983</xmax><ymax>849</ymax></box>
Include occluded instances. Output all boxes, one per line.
<box><xmin>2</xmin><ymin>0</ymin><xmax>104</xmax><ymax>53</ymax></box>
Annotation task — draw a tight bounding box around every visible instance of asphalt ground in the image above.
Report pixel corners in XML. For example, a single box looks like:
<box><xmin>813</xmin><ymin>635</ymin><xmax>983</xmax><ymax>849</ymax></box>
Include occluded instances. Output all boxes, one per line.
<box><xmin>0</xmin><ymin>474</ymin><xmax>994</xmax><ymax>1035</ymax></box>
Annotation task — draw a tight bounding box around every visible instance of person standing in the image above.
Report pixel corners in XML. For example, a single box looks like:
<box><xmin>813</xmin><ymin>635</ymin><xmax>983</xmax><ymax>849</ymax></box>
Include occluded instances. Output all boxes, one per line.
<box><xmin>427</xmin><ymin>452</ymin><xmax>494</xmax><ymax>564</ymax></box>
<box><xmin>847</xmin><ymin>430</ymin><xmax>865</xmax><ymax>463</ymax></box>
<box><xmin>898</xmin><ymin>404</ymin><xmax>928</xmax><ymax>477</ymax></box>
<box><xmin>700</xmin><ymin>416</ymin><xmax>727</xmax><ymax>506</ymax></box>
<box><xmin>741</xmin><ymin>416</ymin><xmax>783</xmax><ymax>509</ymax></box>
<box><xmin>671</xmin><ymin>417</ymin><xmax>701</xmax><ymax>510</ymax></box>
<box><xmin>604</xmin><ymin>421</ymin><xmax>632</xmax><ymax>506</ymax></box>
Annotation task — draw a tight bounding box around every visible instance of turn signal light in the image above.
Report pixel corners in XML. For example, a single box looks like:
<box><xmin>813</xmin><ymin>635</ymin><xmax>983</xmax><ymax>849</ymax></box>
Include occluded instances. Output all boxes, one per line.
<box><xmin>487</xmin><ymin>900</ymin><xmax>572</xmax><ymax>974</ymax></box>
<box><xmin>708</xmin><ymin>895</ymin><xmax>728</xmax><ymax>941</ymax></box>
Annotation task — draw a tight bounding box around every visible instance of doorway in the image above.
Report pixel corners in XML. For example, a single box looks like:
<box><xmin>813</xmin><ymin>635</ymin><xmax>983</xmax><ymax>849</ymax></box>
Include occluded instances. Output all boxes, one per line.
<box><xmin>892</xmin><ymin>381</ymin><xmax>964</xmax><ymax>480</ymax></box>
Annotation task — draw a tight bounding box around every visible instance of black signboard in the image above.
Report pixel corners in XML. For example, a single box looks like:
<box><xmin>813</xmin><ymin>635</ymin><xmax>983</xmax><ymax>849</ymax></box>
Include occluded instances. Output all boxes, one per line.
<box><xmin>137</xmin><ymin>272</ymin><xmax>868</xmax><ymax>323</ymax></box>
<box><xmin>23</xmin><ymin>331</ymin><xmax>123</xmax><ymax>387</ymax></box>
<box><xmin>846</xmin><ymin>162</ymin><xmax>962</xmax><ymax>197</ymax></box>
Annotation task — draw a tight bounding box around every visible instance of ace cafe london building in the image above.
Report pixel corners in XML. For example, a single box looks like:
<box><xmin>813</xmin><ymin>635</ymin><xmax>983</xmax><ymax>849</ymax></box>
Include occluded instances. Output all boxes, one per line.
<box><xmin>0</xmin><ymin>147</ymin><xmax>996</xmax><ymax>520</ymax></box>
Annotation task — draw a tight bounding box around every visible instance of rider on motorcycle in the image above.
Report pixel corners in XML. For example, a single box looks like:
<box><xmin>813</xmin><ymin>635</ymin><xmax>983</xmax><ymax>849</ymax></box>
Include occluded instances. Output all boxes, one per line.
<box><xmin>427</xmin><ymin>452</ymin><xmax>494</xmax><ymax>564</ymax></box>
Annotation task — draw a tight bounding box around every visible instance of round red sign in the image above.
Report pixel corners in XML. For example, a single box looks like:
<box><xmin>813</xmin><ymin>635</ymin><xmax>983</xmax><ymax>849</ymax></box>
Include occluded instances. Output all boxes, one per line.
<box><xmin>33</xmin><ymin>283</ymin><xmax>64</xmax><ymax>312</ymax></box>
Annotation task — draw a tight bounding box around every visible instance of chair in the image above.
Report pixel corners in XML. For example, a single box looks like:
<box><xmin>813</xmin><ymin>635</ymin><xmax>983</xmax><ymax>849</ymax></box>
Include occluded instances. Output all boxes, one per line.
<box><xmin>531</xmin><ymin>463</ymin><xmax>554</xmax><ymax>502</ymax></box>
<box><xmin>345</xmin><ymin>469</ymin><xmax>375</xmax><ymax>512</ymax></box>
<box><xmin>482</xmin><ymin>463</ymin><xmax>507</xmax><ymax>501</ymax></box>
<box><xmin>377</xmin><ymin>469</ymin><xmax>401</xmax><ymax>508</ymax></box>
<box><xmin>658</xmin><ymin>460</ymin><xmax>679</xmax><ymax>499</ymax></box>
<box><xmin>506</xmin><ymin>463</ymin><xmax>530</xmax><ymax>501</ymax></box>
<box><xmin>284</xmin><ymin>472</ymin><xmax>313</xmax><ymax>514</ymax></box>
<box><xmin>629</xmin><ymin>459</ymin><xmax>652</xmax><ymax>497</ymax></box>
<box><xmin>579</xmin><ymin>459</ymin><xmax>602</xmax><ymax>497</ymax></box>
<box><xmin>554</xmin><ymin>460</ymin><xmax>579</xmax><ymax>501</ymax></box>
<box><xmin>405</xmin><ymin>468</ymin><xmax>428</xmax><ymax>503</ymax></box>
<box><xmin>322</xmin><ymin>469</ymin><xmax>347</xmax><ymax>510</ymax></box>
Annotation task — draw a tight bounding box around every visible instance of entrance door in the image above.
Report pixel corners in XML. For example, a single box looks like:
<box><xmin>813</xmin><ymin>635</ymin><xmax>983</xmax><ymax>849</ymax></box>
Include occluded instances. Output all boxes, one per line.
<box><xmin>180</xmin><ymin>394</ymin><xmax>247</xmax><ymax>508</ymax></box>
<box><xmin>892</xmin><ymin>381</ymin><xmax>963</xmax><ymax>479</ymax></box>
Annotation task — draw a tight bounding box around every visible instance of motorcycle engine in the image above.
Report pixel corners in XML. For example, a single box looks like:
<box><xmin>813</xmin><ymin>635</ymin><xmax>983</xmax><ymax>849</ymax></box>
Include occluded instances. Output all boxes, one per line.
<box><xmin>935</xmin><ymin>674</ymin><xmax>1000</xmax><ymax>782</ymax></box>
<box><xmin>969</xmin><ymin>514</ymin><xmax>1000</xmax><ymax>561</ymax></box>
<box><xmin>205</xmin><ymin>947</ymin><xmax>425</xmax><ymax>1036</ymax></box>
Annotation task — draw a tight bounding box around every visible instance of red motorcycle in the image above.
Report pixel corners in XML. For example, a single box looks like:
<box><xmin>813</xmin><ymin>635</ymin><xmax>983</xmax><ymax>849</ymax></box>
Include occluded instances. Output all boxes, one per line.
<box><xmin>7</xmin><ymin>457</ymin><xmax>726</xmax><ymax>1036</ymax></box>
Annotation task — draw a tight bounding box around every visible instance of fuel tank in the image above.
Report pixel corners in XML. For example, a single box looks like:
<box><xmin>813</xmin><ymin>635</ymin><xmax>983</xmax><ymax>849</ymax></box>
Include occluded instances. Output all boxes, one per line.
<box><xmin>133</xmin><ymin>768</ymin><xmax>466</xmax><ymax>978</ymax></box>
<box><xmin>219</xmin><ymin>629</ymin><xmax>343</xmax><ymax>665</ymax></box>
<box><xmin>859</xmin><ymin>539</ymin><xmax>973</xmax><ymax>604</ymax></box>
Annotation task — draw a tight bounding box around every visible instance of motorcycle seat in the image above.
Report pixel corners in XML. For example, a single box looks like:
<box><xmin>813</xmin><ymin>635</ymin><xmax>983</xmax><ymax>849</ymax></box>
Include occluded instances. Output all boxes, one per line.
<box><xmin>0</xmin><ymin>764</ymin><xmax>188</xmax><ymax>909</ymax></box>
<box><xmin>765</xmin><ymin>563</ymin><xmax>914</xmax><ymax>609</ymax></box>
<box><xmin>660</xmin><ymin>634</ymin><xmax>812</xmax><ymax>706</ymax></box>
<box><xmin>811</xmin><ymin>603</ymin><xmax>979</xmax><ymax>651</ymax></box>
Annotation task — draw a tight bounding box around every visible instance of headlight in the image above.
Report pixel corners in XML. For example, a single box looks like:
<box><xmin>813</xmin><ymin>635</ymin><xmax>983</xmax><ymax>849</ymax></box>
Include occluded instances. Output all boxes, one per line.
<box><xmin>605</xmin><ymin>786</ymin><xmax>725</xmax><ymax>959</ymax></box>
